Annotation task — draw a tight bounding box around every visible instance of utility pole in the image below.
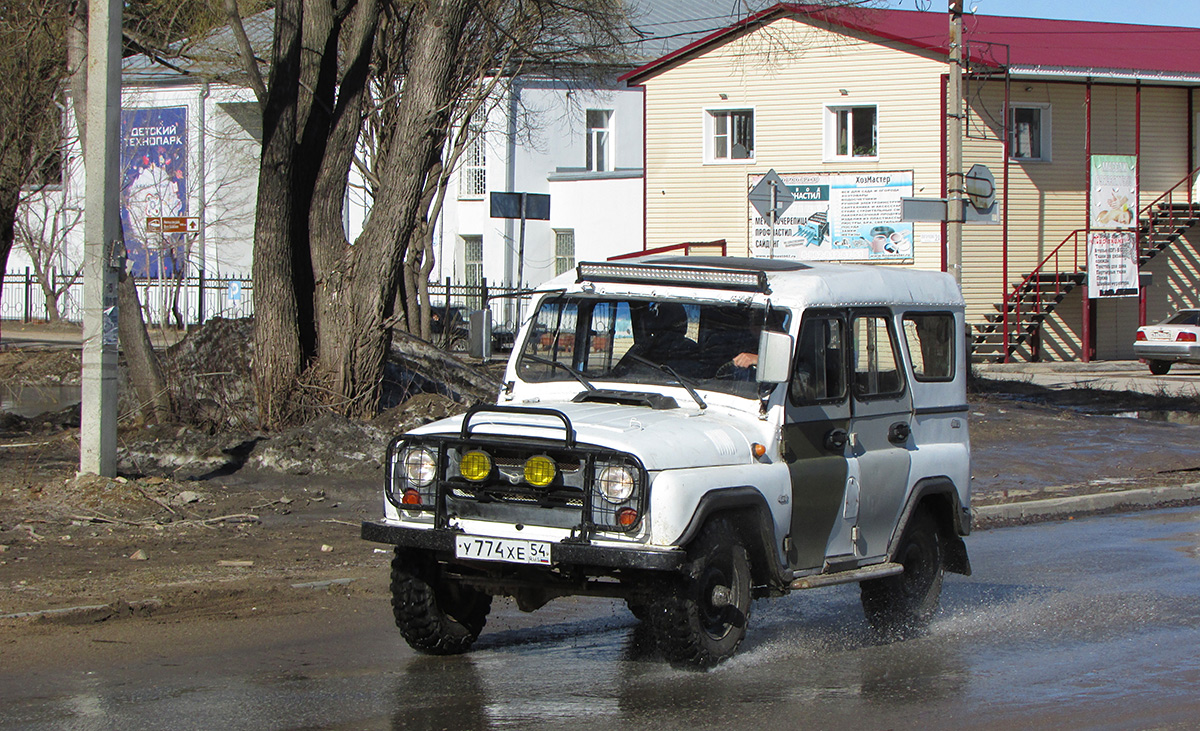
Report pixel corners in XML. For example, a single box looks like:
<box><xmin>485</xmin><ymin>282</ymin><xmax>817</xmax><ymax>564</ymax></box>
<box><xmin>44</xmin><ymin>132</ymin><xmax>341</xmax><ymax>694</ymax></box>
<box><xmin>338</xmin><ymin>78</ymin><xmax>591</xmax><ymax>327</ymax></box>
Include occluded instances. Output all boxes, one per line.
<box><xmin>80</xmin><ymin>0</ymin><xmax>123</xmax><ymax>476</ymax></box>
<box><xmin>947</xmin><ymin>0</ymin><xmax>964</xmax><ymax>288</ymax></box>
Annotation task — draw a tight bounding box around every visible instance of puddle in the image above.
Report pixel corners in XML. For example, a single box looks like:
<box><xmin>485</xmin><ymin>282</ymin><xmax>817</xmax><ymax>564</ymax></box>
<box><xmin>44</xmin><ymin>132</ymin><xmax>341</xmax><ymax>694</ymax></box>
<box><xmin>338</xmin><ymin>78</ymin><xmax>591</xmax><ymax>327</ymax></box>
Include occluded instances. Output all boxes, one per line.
<box><xmin>0</xmin><ymin>384</ymin><xmax>82</xmax><ymax>418</ymax></box>
<box><xmin>1109</xmin><ymin>410</ymin><xmax>1200</xmax><ymax>426</ymax></box>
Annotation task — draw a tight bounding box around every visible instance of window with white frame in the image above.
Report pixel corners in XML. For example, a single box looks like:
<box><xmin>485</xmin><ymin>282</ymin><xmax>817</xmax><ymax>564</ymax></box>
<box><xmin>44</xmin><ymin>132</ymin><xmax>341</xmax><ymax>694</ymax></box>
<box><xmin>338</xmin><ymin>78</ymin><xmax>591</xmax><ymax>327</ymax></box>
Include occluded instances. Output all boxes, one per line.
<box><xmin>826</xmin><ymin>105</ymin><xmax>877</xmax><ymax>159</ymax></box>
<box><xmin>1010</xmin><ymin>105</ymin><xmax>1051</xmax><ymax>161</ymax></box>
<box><xmin>554</xmin><ymin>229</ymin><xmax>575</xmax><ymax>276</ymax></box>
<box><xmin>706</xmin><ymin>108</ymin><xmax>754</xmax><ymax>162</ymax></box>
<box><xmin>586</xmin><ymin>110</ymin><xmax>612</xmax><ymax>172</ymax></box>
<box><xmin>459</xmin><ymin>129</ymin><xmax>486</xmax><ymax>199</ymax></box>
<box><xmin>463</xmin><ymin>235</ymin><xmax>483</xmax><ymax>287</ymax></box>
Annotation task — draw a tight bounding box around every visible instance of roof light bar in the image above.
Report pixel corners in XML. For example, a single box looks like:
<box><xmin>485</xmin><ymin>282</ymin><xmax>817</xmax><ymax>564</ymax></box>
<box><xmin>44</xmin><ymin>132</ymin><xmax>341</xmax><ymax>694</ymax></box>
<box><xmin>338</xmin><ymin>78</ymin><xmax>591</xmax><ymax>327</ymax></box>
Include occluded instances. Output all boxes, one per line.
<box><xmin>576</xmin><ymin>261</ymin><xmax>769</xmax><ymax>293</ymax></box>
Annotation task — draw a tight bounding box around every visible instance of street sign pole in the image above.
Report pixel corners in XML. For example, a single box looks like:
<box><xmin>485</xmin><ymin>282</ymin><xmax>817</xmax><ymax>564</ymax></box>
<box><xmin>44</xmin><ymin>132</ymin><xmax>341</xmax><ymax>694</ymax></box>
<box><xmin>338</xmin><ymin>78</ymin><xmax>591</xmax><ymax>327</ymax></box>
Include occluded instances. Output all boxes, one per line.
<box><xmin>516</xmin><ymin>193</ymin><xmax>527</xmax><ymax>323</ymax></box>
<box><xmin>769</xmin><ymin>185</ymin><xmax>777</xmax><ymax>259</ymax></box>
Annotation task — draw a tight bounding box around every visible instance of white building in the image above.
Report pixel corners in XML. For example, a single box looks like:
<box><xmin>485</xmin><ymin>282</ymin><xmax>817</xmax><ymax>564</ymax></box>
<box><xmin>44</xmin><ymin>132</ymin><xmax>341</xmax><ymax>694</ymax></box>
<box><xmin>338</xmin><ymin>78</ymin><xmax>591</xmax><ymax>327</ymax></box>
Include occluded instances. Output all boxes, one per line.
<box><xmin>6</xmin><ymin>1</ymin><xmax>770</xmax><ymax>327</ymax></box>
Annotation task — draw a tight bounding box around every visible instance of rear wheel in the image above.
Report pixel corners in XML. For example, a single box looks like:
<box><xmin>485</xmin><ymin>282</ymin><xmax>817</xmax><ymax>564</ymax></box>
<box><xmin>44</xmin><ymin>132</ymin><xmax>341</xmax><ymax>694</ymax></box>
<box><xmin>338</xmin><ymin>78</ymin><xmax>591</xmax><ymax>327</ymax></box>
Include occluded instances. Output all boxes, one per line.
<box><xmin>649</xmin><ymin>517</ymin><xmax>752</xmax><ymax>669</ymax></box>
<box><xmin>391</xmin><ymin>549</ymin><xmax>491</xmax><ymax>655</ymax></box>
<box><xmin>860</xmin><ymin>508</ymin><xmax>943</xmax><ymax>639</ymax></box>
<box><xmin>1148</xmin><ymin>360</ymin><xmax>1172</xmax><ymax>375</ymax></box>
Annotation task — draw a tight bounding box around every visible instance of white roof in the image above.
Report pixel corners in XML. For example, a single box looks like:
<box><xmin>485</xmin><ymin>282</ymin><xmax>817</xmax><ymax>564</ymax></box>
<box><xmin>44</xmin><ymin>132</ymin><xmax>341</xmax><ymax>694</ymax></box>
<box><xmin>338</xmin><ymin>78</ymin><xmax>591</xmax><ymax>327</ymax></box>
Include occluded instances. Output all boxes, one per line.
<box><xmin>548</xmin><ymin>256</ymin><xmax>964</xmax><ymax>310</ymax></box>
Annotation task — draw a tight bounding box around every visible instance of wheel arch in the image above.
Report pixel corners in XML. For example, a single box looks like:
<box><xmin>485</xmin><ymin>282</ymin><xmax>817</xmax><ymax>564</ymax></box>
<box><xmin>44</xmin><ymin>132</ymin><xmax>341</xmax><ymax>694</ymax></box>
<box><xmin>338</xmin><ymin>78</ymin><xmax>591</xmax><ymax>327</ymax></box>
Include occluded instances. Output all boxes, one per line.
<box><xmin>891</xmin><ymin>477</ymin><xmax>972</xmax><ymax>576</ymax></box>
<box><xmin>673</xmin><ymin>486</ymin><xmax>790</xmax><ymax>590</ymax></box>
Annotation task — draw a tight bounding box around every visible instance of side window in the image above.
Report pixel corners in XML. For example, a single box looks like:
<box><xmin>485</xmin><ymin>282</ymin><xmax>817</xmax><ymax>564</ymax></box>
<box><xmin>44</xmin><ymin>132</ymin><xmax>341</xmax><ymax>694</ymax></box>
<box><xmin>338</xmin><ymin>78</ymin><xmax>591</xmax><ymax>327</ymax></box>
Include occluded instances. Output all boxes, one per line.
<box><xmin>902</xmin><ymin>313</ymin><xmax>956</xmax><ymax>381</ymax></box>
<box><xmin>790</xmin><ymin>314</ymin><xmax>847</xmax><ymax>405</ymax></box>
<box><xmin>852</xmin><ymin>313</ymin><xmax>904</xmax><ymax>398</ymax></box>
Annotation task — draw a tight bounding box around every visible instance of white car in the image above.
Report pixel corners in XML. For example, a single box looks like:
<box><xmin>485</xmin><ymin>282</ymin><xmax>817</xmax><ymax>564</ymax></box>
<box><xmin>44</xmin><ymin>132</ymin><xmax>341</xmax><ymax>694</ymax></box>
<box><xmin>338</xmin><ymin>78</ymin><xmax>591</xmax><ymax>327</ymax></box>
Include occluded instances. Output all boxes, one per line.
<box><xmin>1134</xmin><ymin>309</ymin><xmax>1200</xmax><ymax>375</ymax></box>
<box><xmin>363</xmin><ymin>257</ymin><xmax>972</xmax><ymax>668</ymax></box>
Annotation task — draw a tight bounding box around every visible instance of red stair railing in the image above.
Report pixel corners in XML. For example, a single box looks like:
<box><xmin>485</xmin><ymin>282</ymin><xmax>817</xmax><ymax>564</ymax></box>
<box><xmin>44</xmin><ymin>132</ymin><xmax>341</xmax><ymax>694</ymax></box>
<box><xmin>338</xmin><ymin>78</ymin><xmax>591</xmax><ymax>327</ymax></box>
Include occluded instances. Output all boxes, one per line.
<box><xmin>999</xmin><ymin>164</ymin><xmax>1200</xmax><ymax>359</ymax></box>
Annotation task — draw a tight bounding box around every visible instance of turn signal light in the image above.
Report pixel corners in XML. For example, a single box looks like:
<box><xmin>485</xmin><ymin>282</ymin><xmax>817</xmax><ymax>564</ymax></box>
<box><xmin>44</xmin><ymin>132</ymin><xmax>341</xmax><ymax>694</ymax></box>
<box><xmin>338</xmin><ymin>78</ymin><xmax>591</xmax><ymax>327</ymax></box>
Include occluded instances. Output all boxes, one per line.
<box><xmin>1178</xmin><ymin>332</ymin><xmax>1197</xmax><ymax>342</ymax></box>
<box><xmin>402</xmin><ymin>488</ymin><xmax>422</xmax><ymax>505</ymax></box>
<box><xmin>752</xmin><ymin>443</ymin><xmax>767</xmax><ymax>458</ymax></box>
<box><xmin>616</xmin><ymin>508</ymin><xmax>639</xmax><ymax>527</ymax></box>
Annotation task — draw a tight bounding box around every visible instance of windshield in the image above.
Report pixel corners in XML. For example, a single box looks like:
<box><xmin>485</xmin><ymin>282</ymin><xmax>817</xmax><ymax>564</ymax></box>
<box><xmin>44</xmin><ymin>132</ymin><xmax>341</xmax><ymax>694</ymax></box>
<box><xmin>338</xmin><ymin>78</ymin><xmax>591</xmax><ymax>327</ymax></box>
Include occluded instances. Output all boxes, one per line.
<box><xmin>517</xmin><ymin>296</ymin><xmax>786</xmax><ymax>399</ymax></box>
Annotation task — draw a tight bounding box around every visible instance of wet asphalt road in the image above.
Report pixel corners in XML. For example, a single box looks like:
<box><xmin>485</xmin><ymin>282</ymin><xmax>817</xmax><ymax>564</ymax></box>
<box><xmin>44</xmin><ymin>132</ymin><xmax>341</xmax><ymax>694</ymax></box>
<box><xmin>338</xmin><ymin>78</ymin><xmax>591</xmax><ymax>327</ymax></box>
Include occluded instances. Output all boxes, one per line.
<box><xmin>4</xmin><ymin>508</ymin><xmax>1200</xmax><ymax>730</ymax></box>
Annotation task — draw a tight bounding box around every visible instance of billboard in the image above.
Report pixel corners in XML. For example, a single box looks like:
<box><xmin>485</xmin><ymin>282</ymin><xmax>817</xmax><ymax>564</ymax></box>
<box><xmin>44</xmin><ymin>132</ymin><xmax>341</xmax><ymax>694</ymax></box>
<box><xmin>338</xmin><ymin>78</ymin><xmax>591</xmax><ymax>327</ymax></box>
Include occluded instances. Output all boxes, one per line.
<box><xmin>749</xmin><ymin>171</ymin><xmax>914</xmax><ymax>262</ymax></box>
<box><xmin>1090</xmin><ymin>155</ymin><xmax>1137</xmax><ymax>229</ymax></box>
<box><xmin>120</xmin><ymin>106</ymin><xmax>188</xmax><ymax>278</ymax></box>
<box><xmin>1087</xmin><ymin>230</ymin><xmax>1139</xmax><ymax>298</ymax></box>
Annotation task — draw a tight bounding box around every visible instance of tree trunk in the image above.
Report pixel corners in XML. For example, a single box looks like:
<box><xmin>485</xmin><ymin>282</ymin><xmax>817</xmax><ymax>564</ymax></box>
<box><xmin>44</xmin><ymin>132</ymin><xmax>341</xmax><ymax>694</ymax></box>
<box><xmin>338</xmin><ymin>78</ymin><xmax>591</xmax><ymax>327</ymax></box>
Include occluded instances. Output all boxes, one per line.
<box><xmin>118</xmin><ymin>269</ymin><xmax>172</xmax><ymax>423</ymax></box>
<box><xmin>319</xmin><ymin>0</ymin><xmax>471</xmax><ymax>419</ymax></box>
<box><xmin>252</xmin><ymin>0</ymin><xmax>306</xmax><ymax>427</ymax></box>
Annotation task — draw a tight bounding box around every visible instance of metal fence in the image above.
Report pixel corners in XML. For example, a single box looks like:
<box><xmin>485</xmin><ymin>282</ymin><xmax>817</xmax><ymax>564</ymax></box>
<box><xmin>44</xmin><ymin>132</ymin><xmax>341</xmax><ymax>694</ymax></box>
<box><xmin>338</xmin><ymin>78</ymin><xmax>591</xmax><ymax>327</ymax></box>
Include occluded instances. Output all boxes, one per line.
<box><xmin>2</xmin><ymin>268</ymin><xmax>527</xmax><ymax>333</ymax></box>
<box><xmin>1</xmin><ymin>268</ymin><xmax>254</xmax><ymax>326</ymax></box>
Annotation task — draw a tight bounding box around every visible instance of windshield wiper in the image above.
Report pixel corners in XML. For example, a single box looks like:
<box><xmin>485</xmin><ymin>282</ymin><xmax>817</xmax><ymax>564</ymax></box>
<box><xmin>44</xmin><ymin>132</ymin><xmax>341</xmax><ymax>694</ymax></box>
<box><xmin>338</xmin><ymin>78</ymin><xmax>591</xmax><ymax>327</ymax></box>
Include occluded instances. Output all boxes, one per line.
<box><xmin>625</xmin><ymin>353</ymin><xmax>707</xmax><ymax>410</ymax></box>
<box><xmin>522</xmin><ymin>354</ymin><xmax>597</xmax><ymax>392</ymax></box>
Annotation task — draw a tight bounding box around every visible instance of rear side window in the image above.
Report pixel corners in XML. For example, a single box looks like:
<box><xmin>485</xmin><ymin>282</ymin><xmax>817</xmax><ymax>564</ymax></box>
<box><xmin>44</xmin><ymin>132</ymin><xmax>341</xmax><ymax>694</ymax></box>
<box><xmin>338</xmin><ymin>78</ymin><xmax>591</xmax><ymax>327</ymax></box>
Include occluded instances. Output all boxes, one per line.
<box><xmin>852</xmin><ymin>314</ymin><xmax>904</xmax><ymax>398</ymax></box>
<box><xmin>902</xmin><ymin>313</ymin><xmax>956</xmax><ymax>382</ymax></box>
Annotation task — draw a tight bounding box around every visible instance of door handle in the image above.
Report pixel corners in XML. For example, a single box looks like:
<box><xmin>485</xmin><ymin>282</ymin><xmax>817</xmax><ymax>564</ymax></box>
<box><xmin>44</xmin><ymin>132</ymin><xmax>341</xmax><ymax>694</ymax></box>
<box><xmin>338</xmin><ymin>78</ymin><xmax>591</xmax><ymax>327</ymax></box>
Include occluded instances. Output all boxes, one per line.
<box><xmin>824</xmin><ymin>428</ymin><xmax>848</xmax><ymax>452</ymax></box>
<box><xmin>888</xmin><ymin>421</ymin><xmax>911</xmax><ymax>444</ymax></box>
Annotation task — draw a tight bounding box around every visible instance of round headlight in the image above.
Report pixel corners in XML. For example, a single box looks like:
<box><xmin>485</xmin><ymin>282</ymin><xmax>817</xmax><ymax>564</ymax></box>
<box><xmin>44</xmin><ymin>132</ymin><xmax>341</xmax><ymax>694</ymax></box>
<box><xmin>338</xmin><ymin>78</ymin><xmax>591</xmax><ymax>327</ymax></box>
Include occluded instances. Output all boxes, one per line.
<box><xmin>401</xmin><ymin>447</ymin><xmax>437</xmax><ymax>487</ymax></box>
<box><xmin>597</xmin><ymin>464</ymin><xmax>636</xmax><ymax>503</ymax></box>
<box><xmin>524</xmin><ymin>455</ymin><xmax>556</xmax><ymax>487</ymax></box>
<box><xmin>460</xmin><ymin>450</ymin><xmax>492</xmax><ymax>482</ymax></box>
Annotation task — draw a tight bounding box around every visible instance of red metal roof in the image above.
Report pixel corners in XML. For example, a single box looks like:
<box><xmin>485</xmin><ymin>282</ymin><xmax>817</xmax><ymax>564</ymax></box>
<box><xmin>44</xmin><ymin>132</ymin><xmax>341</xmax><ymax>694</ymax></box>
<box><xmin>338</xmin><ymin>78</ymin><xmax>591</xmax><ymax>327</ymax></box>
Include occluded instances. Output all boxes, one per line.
<box><xmin>623</xmin><ymin>3</ymin><xmax>1200</xmax><ymax>83</ymax></box>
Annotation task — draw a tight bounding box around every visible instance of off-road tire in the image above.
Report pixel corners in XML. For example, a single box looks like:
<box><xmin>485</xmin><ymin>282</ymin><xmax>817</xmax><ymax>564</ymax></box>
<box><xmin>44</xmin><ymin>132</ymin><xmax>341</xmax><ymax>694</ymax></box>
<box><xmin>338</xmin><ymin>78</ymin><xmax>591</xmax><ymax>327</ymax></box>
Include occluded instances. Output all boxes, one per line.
<box><xmin>860</xmin><ymin>507</ymin><xmax>943</xmax><ymax>639</ymax></box>
<box><xmin>390</xmin><ymin>549</ymin><xmax>491</xmax><ymax>655</ymax></box>
<box><xmin>649</xmin><ymin>517</ymin><xmax>752</xmax><ymax>669</ymax></box>
<box><xmin>1148</xmin><ymin>360</ymin><xmax>1172</xmax><ymax>376</ymax></box>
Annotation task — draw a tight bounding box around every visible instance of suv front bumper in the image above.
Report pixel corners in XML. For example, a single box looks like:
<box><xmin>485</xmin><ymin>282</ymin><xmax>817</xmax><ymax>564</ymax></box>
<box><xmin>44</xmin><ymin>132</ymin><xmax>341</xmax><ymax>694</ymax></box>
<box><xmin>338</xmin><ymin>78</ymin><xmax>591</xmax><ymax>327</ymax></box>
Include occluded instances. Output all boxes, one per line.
<box><xmin>361</xmin><ymin>520</ymin><xmax>686</xmax><ymax>572</ymax></box>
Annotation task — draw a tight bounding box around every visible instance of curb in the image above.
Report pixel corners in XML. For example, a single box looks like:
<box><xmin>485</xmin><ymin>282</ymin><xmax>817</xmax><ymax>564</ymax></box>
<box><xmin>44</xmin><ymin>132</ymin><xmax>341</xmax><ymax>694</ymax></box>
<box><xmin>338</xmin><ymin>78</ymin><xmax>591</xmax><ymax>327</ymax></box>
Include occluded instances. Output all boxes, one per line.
<box><xmin>974</xmin><ymin>482</ymin><xmax>1200</xmax><ymax>526</ymax></box>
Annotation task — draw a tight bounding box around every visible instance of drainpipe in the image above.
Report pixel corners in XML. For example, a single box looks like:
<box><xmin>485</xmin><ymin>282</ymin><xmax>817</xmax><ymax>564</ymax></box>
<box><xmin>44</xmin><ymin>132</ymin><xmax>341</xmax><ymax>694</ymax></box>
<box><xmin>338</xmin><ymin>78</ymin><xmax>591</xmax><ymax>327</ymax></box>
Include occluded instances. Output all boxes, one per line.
<box><xmin>1137</xmin><ymin>81</ymin><xmax>1145</xmax><ymax>328</ymax></box>
<box><xmin>198</xmin><ymin>81</ymin><xmax>208</xmax><ymax>324</ymax></box>
<box><xmin>1082</xmin><ymin>81</ymin><xmax>1092</xmax><ymax>363</ymax></box>
<box><xmin>1002</xmin><ymin>71</ymin><xmax>1011</xmax><ymax>361</ymax></box>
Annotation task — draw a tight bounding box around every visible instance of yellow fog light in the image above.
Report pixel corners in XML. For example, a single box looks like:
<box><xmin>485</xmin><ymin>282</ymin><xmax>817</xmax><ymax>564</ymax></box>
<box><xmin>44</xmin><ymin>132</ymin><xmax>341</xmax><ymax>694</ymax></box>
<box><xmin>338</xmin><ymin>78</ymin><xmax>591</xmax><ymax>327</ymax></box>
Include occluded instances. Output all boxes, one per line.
<box><xmin>524</xmin><ymin>455</ymin><xmax>556</xmax><ymax>486</ymax></box>
<box><xmin>460</xmin><ymin>450</ymin><xmax>492</xmax><ymax>482</ymax></box>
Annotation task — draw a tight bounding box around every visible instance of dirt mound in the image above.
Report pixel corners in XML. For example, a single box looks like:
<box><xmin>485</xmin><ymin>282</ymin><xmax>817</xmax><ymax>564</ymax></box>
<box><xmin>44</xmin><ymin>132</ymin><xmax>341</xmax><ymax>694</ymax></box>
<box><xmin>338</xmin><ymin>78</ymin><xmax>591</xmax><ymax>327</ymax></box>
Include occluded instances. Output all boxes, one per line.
<box><xmin>161</xmin><ymin>317</ymin><xmax>257</xmax><ymax>430</ymax></box>
<box><xmin>0</xmin><ymin>348</ymin><xmax>80</xmax><ymax>387</ymax></box>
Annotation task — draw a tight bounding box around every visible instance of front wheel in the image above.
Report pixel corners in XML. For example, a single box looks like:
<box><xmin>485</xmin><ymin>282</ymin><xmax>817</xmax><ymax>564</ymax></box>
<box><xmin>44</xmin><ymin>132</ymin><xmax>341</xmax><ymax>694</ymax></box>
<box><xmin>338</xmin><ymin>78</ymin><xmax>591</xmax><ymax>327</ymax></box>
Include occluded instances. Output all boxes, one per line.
<box><xmin>391</xmin><ymin>549</ymin><xmax>491</xmax><ymax>655</ymax></box>
<box><xmin>1148</xmin><ymin>360</ymin><xmax>1172</xmax><ymax>375</ymax></box>
<box><xmin>649</xmin><ymin>517</ymin><xmax>752</xmax><ymax>669</ymax></box>
<box><xmin>860</xmin><ymin>508</ymin><xmax>944</xmax><ymax>639</ymax></box>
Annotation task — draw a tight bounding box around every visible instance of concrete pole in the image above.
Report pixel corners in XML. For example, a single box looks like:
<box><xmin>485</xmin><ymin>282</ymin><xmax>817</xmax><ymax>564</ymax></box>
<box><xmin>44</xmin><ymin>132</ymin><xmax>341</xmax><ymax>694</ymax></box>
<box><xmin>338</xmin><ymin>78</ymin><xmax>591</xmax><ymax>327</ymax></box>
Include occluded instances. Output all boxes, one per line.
<box><xmin>80</xmin><ymin>0</ymin><xmax>123</xmax><ymax>476</ymax></box>
<box><xmin>947</xmin><ymin>0</ymin><xmax>964</xmax><ymax>288</ymax></box>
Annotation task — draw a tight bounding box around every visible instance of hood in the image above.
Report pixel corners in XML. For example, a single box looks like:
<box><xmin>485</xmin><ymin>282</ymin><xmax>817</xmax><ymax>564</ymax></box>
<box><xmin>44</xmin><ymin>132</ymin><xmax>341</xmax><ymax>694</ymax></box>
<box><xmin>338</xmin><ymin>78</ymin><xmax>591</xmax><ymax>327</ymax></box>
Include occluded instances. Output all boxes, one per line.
<box><xmin>408</xmin><ymin>401</ymin><xmax>762</xmax><ymax>471</ymax></box>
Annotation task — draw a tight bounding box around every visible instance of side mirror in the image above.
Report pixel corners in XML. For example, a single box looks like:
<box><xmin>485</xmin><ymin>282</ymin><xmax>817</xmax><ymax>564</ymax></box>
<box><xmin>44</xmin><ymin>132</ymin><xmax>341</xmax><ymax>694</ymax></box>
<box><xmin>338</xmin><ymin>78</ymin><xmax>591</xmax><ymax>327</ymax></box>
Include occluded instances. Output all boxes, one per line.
<box><xmin>756</xmin><ymin>330</ymin><xmax>793</xmax><ymax>384</ymax></box>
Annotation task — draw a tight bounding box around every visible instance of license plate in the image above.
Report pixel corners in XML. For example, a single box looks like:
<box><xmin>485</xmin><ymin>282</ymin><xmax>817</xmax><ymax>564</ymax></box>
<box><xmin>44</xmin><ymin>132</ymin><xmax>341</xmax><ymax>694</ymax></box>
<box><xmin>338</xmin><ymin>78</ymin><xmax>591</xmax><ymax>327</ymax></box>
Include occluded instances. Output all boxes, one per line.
<box><xmin>455</xmin><ymin>535</ymin><xmax>552</xmax><ymax>565</ymax></box>
<box><xmin>1149</xmin><ymin>330</ymin><xmax>1172</xmax><ymax>341</ymax></box>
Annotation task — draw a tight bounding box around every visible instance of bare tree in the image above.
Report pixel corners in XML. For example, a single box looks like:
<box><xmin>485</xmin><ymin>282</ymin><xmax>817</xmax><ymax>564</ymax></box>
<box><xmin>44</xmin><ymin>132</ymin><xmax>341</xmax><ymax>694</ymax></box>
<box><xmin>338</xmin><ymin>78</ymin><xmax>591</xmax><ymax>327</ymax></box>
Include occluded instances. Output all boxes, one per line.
<box><xmin>0</xmin><ymin>0</ymin><xmax>66</xmax><ymax>312</ymax></box>
<box><xmin>245</xmin><ymin>0</ymin><xmax>631</xmax><ymax>426</ymax></box>
<box><xmin>14</xmin><ymin>188</ymin><xmax>84</xmax><ymax>322</ymax></box>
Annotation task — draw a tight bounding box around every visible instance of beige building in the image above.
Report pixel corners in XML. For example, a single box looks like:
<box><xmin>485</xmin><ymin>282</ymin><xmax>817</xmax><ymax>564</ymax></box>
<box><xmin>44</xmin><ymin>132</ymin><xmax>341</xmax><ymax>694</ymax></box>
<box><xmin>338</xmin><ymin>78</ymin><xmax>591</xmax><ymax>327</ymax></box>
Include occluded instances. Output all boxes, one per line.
<box><xmin>623</xmin><ymin>4</ymin><xmax>1200</xmax><ymax>361</ymax></box>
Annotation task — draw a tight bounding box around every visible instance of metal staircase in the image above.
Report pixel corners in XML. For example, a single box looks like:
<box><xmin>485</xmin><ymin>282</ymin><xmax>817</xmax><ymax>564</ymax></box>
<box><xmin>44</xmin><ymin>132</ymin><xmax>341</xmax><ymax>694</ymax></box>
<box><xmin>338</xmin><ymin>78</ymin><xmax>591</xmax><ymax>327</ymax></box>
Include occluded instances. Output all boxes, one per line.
<box><xmin>970</xmin><ymin>168</ymin><xmax>1200</xmax><ymax>362</ymax></box>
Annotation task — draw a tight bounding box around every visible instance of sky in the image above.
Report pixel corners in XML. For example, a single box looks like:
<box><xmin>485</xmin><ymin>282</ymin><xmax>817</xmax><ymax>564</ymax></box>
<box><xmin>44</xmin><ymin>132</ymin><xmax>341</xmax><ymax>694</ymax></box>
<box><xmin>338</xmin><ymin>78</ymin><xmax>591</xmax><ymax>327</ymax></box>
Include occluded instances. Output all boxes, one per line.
<box><xmin>881</xmin><ymin>0</ymin><xmax>1200</xmax><ymax>29</ymax></box>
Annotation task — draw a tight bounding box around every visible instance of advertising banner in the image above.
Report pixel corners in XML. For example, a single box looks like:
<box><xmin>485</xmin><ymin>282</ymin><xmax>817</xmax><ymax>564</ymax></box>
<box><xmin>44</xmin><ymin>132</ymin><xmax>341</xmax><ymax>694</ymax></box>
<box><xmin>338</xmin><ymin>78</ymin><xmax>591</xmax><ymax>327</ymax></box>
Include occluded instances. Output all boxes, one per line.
<box><xmin>1087</xmin><ymin>230</ymin><xmax>1139</xmax><ymax>298</ymax></box>
<box><xmin>748</xmin><ymin>171</ymin><xmax>914</xmax><ymax>262</ymax></box>
<box><xmin>1090</xmin><ymin>155</ymin><xmax>1137</xmax><ymax>229</ymax></box>
<box><xmin>120</xmin><ymin>106</ymin><xmax>188</xmax><ymax>278</ymax></box>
